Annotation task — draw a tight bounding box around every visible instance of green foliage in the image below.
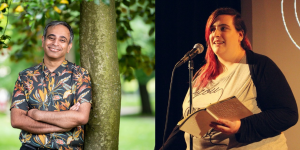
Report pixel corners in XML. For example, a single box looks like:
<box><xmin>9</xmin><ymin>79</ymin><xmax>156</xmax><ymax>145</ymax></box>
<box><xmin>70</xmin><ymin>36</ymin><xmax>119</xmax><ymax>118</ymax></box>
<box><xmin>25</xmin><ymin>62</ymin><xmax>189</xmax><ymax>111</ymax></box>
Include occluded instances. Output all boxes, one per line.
<box><xmin>0</xmin><ymin>1</ymin><xmax>11</xmax><ymax>49</ymax></box>
<box><xmin>0</xmin><ymin>0</ymin><xmax>82</xmax><ymax>64</ymax></box>
<box><xmin>116</xmin><ymin>0</ymin><xmax>155</xmax><ymax>81</ymax></box>
<box><xmin>0</xmin><ymin>0</ymin><xmax>155</xmax><ymax>85</ymax></box>
<box><xmin>0</xmin><ymin>57</ymin><xmax>34</xmax><ymax>93</ymax></box>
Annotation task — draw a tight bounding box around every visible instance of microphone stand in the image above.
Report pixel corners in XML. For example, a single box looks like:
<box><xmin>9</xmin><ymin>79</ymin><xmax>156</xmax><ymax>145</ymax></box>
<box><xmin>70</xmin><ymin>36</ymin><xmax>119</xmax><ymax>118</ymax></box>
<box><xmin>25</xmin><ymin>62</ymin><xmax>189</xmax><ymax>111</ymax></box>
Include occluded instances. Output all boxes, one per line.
<box><xmin>162</xmin><ymin>43</ymin><xmax>202</xmax><ymax>150</ymax></box>
<box><xmin>188</xmin><ymin>58</ymin><xmax>194</xmax><ymax>150</ymax></box>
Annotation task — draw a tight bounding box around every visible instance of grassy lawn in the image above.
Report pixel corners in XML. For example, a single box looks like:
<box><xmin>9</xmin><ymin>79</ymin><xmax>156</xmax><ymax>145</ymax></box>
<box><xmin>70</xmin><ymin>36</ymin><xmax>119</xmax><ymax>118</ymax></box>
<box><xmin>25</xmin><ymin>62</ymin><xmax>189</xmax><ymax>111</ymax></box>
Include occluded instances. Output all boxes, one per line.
<box><xmin>119</xmin><ymin>115</ymin><xmax>155</xmax><ymax>150</ymax></box>
<box><xmin>0</xmin><ymin>113</ymin><xmax>21</xmax><ymax>150</ymax></box>
<box><xmin>119</xmin><ymin>91</ymin><xmax>155</xmax><ymax>149</ymax></box>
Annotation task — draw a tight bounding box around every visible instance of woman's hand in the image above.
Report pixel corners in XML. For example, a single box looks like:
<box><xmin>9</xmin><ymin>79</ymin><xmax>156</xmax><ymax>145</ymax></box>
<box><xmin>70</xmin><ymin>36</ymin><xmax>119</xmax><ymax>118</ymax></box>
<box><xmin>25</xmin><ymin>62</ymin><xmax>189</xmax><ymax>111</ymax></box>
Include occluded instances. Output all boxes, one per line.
<box><xmin>209</xmin><ymin>119</ymin><xmax>241</xmax><ymax>135</ymax></box>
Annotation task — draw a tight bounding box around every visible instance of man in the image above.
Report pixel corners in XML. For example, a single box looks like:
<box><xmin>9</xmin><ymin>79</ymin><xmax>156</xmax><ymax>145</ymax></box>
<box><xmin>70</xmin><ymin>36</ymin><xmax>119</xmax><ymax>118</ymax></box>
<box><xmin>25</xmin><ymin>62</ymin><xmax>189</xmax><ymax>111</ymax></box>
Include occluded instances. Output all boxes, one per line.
<box><xmin>10</xmin><ymin>21</ymin><xmax>92</xmax><ymax>150</ymax></box>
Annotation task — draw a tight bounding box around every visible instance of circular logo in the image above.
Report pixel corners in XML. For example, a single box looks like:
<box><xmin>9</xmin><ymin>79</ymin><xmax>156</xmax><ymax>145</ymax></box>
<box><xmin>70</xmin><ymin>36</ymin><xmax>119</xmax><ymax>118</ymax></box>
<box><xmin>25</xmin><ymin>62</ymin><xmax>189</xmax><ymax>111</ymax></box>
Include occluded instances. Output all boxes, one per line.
<box><xmin>281</xmin><ymin>0</ymin><xmax>300</xmax><ymax>50</ymax></box>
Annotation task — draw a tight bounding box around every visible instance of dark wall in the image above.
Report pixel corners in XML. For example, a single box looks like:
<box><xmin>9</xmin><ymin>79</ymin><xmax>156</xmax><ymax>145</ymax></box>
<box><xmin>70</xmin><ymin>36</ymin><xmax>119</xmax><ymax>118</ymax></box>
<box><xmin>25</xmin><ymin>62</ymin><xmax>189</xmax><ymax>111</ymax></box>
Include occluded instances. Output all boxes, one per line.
<box><xmin>155</xmin><ymin>1</ymin><xmax>241</xmax><ymax>149</ymax></box>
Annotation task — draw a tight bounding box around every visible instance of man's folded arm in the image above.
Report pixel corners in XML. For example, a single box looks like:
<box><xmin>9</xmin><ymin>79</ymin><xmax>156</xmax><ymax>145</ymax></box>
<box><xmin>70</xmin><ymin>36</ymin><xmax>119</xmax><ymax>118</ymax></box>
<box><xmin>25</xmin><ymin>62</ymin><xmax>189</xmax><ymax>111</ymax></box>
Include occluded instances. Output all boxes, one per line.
<box><xmin>11</xmin><ymin>108</ymin><xmax>72</xmax><ymax>134</ymax></box>
<box><xmin>28</xmin><ymin>102</ymin><xmax>92</xmax><ymax>129</ymax></box>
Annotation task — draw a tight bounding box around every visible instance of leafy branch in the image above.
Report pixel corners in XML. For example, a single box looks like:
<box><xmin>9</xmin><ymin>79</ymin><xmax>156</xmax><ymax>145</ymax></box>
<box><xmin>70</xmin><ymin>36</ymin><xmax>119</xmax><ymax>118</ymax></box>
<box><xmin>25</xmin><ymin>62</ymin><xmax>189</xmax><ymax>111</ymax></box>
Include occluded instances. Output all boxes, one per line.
<box><xmin>116</xmin><ymin>0</ymin><xmax>155</xmax><ymax>81</ymax></box>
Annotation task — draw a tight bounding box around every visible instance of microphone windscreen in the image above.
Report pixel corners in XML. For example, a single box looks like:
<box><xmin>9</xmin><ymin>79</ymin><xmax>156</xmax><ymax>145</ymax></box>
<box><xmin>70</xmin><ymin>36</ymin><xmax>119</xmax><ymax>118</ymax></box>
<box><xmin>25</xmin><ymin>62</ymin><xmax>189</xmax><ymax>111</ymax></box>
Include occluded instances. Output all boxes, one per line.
<box><xmin>194</xmin><ymin>43</ymin><xmax>204</xmax><ymax>54</ymax></box>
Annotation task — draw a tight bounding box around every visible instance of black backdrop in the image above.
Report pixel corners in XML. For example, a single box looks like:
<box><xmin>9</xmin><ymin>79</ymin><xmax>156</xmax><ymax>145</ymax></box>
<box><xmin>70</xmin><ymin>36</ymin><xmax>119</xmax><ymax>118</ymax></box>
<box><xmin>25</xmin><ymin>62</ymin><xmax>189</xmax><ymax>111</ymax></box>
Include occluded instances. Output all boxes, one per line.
<box><xmin>155</xmin><ymin>0</ymin><xmax>241</xmax><ymax>149</ymax></box>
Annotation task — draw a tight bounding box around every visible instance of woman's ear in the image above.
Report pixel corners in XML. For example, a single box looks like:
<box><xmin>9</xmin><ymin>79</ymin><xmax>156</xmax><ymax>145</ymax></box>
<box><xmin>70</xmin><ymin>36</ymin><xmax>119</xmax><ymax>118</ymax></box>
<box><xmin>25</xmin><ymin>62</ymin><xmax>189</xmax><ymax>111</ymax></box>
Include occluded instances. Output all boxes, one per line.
<box><xmin>238</xmin><ymin>30</ymin><xmax>244</xmax><ymax>42</ymax></box>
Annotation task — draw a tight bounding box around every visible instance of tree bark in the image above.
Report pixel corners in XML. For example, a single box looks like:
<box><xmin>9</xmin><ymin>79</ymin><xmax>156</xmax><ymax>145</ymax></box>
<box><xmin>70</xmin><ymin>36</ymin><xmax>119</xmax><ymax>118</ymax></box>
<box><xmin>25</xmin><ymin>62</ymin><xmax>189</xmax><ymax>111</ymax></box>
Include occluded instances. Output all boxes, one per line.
<box><xmin>80</xmin><ymin>1</ymin><xmax>121</xmax><ymax>149</ymax></box>
<box><xmin>139</xmin><ymin>83</ymin><xmax>152</xmax><ymax>114</ymax></box>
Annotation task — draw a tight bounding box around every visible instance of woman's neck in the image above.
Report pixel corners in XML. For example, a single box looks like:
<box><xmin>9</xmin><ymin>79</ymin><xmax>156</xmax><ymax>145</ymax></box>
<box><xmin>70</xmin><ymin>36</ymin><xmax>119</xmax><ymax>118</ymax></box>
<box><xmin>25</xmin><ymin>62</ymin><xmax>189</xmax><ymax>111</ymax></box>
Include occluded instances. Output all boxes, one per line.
<box><xmin>217</xmin><ymin>47</ymin><xmax>245</xmax><ymax>73</ymax></box>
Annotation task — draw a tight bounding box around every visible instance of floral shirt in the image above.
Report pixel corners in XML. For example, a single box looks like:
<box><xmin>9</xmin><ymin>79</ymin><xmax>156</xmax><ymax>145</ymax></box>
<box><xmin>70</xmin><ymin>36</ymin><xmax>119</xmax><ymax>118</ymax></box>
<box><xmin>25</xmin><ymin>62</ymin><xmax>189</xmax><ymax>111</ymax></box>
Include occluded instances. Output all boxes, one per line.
<box><xmin>10</xmin><ymin>60</ymin><xmax>92</xmax><ymax>150</ymax></box>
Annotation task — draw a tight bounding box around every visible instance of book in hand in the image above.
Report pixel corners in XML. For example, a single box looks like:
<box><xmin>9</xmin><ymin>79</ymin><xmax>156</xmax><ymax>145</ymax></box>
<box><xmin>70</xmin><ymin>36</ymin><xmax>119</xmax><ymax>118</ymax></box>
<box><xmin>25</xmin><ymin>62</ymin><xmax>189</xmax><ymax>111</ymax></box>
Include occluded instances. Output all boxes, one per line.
<box><xmin>177</xmin><ymin>96</ymin><xmax>253</xmax><ymax>138</ymax></box>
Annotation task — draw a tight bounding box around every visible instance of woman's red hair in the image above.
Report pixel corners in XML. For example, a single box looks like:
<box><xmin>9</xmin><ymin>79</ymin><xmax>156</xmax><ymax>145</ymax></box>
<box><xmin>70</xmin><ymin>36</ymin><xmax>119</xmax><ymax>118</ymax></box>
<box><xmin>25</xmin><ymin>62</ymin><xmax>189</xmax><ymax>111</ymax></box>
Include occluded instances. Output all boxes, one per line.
<box><xmin>193</xmin><ymin>8</ymin><xmax>252</xmax><ymax>89</ymax></box>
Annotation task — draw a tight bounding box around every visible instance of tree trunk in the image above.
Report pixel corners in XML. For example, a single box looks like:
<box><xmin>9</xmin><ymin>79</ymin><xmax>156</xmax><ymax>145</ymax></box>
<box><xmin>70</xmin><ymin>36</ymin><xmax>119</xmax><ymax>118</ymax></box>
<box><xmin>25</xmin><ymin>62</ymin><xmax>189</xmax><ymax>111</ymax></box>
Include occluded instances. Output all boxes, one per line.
<box><xmin>80</xmin><ymin>1</ymin><xmax>121</xmax><ymax>149</ymax></box>
<box><xmin>139</xmin><ymin>83</ymin><xmax>152</xmax><ymax>114</ymax></box>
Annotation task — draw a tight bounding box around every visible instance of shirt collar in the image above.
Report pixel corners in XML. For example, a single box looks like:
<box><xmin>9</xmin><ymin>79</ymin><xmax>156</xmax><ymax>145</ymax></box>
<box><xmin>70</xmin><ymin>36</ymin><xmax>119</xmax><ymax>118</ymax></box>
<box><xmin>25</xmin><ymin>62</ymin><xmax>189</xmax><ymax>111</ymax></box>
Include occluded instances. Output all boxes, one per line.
<box><xmin>42</xmin><ymin>59</ymin><xmax>68</xmax><ymax>76</ymax></box>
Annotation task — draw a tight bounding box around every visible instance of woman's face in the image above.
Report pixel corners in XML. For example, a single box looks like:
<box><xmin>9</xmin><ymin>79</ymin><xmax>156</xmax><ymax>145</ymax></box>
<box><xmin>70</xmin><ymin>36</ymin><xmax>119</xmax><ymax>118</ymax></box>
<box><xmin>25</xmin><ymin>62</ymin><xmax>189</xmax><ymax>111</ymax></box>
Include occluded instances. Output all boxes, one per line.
<box><xmin>209</xmin><ymin>15</ymin><xmax>243</xmax><ymax>57</ymax></box>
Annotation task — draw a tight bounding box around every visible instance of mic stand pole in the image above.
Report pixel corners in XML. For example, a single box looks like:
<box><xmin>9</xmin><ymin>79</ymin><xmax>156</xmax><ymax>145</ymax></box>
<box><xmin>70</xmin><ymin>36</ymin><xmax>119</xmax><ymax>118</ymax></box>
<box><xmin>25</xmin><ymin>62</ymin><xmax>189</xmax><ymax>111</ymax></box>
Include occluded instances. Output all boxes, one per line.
<box><xmin>188</xmin><ymin>58</ymin><xmax>194</xmax><ymax>150</ymax></box>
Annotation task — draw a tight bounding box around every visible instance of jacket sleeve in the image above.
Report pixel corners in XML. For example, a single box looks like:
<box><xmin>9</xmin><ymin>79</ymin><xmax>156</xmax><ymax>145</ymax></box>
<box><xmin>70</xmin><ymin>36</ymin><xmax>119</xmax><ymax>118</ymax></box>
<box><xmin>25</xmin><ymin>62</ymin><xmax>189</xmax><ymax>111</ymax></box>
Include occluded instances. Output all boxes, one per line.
<box><xmin>236</xmin><ymin>52</ymin><xmax>298</xmax><ymax>143</ymax></box>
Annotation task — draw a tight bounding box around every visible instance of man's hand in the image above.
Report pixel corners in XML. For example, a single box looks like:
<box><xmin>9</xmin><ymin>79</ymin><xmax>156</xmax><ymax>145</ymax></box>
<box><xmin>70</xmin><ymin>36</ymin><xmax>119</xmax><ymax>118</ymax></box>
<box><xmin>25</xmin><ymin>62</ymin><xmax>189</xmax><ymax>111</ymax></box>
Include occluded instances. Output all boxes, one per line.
<box><xmin>209</xmin><ymin>119</ymin><xmax>241</xmax><ymax>135</ymax></box>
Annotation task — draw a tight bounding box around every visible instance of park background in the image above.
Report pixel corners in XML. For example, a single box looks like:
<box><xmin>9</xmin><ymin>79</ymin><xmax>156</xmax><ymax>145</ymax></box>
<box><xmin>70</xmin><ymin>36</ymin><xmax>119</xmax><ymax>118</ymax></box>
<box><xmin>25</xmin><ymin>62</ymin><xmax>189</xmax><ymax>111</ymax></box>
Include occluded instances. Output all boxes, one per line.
<box><xmin>0</xmin><ymin>0</ymin><xmax>155</xmax><ymax>150</ymax></box>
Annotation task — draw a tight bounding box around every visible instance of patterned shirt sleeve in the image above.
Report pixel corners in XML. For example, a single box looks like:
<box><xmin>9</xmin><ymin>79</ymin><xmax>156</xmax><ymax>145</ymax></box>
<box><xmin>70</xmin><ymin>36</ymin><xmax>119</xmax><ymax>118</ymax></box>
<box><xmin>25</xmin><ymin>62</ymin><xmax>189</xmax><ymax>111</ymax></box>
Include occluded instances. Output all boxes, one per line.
<box><xmin>76</xmin><ymin>68</ymin><xmax>92</xmax><ymax>104</ymax></box>
<box><xmin>10</xmin><ymin>73</ymin><xmax>29</xmax><ymax>111</ymax></box>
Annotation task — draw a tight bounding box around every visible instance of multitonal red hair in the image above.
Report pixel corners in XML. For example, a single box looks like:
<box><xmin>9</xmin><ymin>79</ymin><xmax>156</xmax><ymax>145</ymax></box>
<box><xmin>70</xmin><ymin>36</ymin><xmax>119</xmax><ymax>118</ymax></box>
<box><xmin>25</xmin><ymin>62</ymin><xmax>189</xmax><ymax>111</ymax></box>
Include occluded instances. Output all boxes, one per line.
<box><xmin>193</xmin><ymin>8</ymin><xmax>252</xmax><ymax>89</ymax></box>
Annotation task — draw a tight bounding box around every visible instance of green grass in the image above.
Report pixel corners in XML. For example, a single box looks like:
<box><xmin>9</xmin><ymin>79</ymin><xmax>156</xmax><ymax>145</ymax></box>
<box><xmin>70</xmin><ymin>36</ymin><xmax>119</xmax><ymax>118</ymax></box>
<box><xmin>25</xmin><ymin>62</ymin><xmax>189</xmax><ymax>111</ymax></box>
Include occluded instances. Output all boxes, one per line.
<box><xmin>119</xmin><ymin>115</ymin><xmax>155</xmax><ymax>150</ymax></box>
<box><xmin>0</xmin><ymin>113</ymin><xmax>21</xmax><ymax>150</ymax></box>
<box><xmin>119</xmin><ymin>92</ymin><xmax>155</xmax><ymax>149</ymax></box>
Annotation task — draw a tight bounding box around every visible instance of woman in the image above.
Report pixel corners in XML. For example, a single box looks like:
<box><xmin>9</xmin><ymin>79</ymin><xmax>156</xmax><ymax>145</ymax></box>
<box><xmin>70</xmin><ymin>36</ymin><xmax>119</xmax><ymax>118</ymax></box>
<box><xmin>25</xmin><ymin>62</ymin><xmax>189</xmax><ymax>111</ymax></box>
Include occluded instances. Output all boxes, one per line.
<box><xmin>162</xmin><ymin>7</ymin><xmax>298</xmax><ymax>150</ymax></box>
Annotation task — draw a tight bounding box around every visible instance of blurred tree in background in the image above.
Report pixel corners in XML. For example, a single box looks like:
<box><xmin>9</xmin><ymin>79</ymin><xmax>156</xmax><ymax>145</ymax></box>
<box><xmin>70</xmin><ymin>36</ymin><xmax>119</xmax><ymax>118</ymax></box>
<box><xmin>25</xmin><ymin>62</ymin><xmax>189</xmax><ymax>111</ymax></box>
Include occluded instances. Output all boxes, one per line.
<box><xmin>116</xmin><ymin>0</ymin><xmax>155</xmax><ymax>115</ymax></box>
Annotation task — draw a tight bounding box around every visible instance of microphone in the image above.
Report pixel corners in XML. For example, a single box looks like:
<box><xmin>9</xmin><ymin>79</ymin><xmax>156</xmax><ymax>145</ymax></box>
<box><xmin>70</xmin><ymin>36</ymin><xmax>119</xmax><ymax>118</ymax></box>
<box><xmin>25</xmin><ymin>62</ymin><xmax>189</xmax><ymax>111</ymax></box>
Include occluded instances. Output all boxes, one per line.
<box><xmin>176</xmin><ymin>43</ymin><xmax>204</xmax><ymax>67</ymax></box>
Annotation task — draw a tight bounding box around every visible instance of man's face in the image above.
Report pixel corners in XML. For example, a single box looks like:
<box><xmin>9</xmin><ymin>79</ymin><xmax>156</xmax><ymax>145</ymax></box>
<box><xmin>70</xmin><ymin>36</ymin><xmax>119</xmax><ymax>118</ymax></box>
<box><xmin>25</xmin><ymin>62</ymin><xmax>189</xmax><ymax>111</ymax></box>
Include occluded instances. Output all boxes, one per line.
<box><xmin>209</xmin><ymin>15</ymin><xmax>243</xmax><ymax>56</ymax></box>
<box><xmin>42</xmin><ymin>25</ymin><xmax>72</xmax><ymax>61</ymax></box>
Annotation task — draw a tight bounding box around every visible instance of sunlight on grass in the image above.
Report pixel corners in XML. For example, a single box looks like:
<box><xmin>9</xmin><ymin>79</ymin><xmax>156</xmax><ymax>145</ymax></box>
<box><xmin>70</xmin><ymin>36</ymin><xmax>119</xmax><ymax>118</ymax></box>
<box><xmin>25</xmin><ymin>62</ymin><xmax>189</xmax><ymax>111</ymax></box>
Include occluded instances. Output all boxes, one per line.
<box><xmin>119</xmin><ymin>77</ymin><xmax>155</xmax><ymax>149</ymax></box>
<box><xmin>119</xmin><ymin>116</ymin><xmax>155</xmax><ymax>150</ymax></box>
<box><xmin>0</xmin><ymin>113</ymin><xmax>21</xmax><ymax>150</ymax></box>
